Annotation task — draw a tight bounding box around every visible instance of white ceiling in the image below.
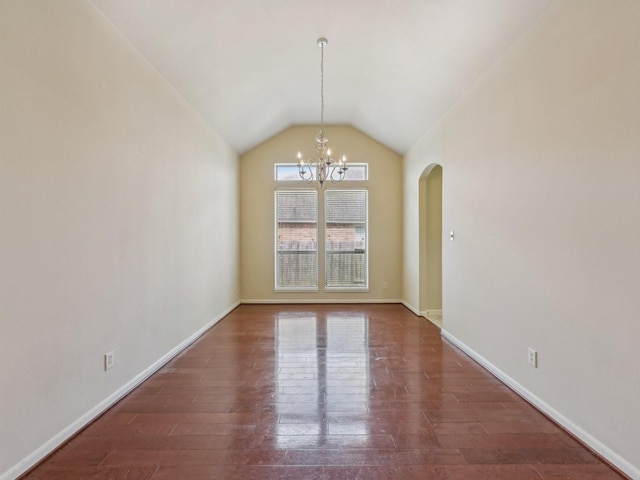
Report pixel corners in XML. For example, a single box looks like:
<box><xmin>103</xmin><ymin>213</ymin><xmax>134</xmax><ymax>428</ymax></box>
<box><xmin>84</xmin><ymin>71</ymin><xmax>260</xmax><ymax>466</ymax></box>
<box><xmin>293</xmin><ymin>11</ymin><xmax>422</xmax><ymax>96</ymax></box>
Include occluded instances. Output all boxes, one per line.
<box><xmin>90</xmin><ymin>0</ymin><xmax>553</xmax><ymax>154</ymax></box>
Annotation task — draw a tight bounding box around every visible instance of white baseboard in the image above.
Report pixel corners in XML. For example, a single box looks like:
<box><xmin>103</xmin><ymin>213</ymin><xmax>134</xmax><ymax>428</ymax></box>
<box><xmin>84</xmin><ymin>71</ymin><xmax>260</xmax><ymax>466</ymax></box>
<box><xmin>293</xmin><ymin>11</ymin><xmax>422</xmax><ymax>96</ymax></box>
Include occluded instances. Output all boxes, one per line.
<box><xmin>241</xmin><ymin>298</ymin><xmax>403</xmax><ymax>304</ymax></box>
<box><xmin>401</xmin><ymin>301</ymin><xmax>420</xmax><ymax>316</ymax></box>
<box><xmin>2</xmin><ymin>301</ymin><xmax>240</xmax><ymax>480</ymax></box>
<box><xmin>400</xmin><ymin>302</ymin><xmax>442</xmax><ymax>319</ymax></box>
<box><xmin>441</xmin><ymin>329</ymin><xmax>638</xmax><ymax>480</ymax></box>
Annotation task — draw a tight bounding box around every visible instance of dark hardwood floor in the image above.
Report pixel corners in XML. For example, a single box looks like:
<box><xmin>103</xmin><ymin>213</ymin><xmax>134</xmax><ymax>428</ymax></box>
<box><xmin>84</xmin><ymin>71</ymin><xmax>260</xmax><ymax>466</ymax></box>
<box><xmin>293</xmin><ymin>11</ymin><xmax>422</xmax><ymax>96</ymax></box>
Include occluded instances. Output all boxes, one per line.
<box><xmin>24</xmin><ymin>304</ymin><xmax>624</xmax><ymax>479</ymax></box>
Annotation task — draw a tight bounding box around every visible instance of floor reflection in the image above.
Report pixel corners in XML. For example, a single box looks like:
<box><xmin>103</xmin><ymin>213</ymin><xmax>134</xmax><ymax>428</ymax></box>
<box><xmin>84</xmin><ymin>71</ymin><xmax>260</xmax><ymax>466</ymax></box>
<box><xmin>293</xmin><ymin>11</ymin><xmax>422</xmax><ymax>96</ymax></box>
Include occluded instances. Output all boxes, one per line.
<box><xmin>275</xmin><ymin>311</ymin><xmax>370</xmax><ymax>448</ymax></box>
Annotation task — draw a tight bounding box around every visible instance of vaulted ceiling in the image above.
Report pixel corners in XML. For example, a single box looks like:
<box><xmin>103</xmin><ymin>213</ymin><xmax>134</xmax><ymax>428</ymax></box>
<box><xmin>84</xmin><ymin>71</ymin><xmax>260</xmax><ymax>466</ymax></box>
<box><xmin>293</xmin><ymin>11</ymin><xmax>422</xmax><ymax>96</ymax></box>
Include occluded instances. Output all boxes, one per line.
<box><xmin>90</xmin><ymin>0</ymin><xmax>553</xmax><ymax>154</ymax></box>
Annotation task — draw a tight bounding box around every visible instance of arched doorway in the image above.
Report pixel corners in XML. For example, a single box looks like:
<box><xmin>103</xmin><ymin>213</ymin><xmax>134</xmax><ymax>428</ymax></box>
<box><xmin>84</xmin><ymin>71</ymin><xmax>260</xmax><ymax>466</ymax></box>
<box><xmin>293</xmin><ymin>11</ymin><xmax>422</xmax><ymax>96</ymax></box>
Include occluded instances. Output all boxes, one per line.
<box><xmin>419</xmin><ymin>164</ymin><xmax>443</xmax><ymax>328</ymax></box>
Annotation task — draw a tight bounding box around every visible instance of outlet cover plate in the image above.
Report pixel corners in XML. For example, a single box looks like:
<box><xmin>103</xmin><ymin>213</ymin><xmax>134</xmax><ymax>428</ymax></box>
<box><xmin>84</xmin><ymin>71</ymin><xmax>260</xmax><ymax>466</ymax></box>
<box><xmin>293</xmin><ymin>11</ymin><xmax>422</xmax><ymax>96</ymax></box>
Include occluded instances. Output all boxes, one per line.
<box><xmin>528</xmin><ymin>348</ymin><xmax>537</xmax><ymax>368</ymax></box>
<box><xmin>105</xmin><ymin>351</ymin><xmax>114</xmax><ymax>371</ymax></box>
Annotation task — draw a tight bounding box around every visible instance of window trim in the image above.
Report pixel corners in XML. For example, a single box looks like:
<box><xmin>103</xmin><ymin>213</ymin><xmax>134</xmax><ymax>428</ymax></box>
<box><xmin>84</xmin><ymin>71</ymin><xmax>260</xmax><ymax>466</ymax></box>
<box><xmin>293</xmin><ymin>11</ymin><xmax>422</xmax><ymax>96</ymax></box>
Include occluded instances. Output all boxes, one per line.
<box><xmin>274</xmin><ymin>186</ymin><xmax>369</xmax><ymax>293</ymax></box>
<box><xmin>324</xmin><ymin>188</ymin><xmax>369</xmax><ymax>292</ymax></box>
<box><xmin>274</xmin><ymin>189</ymin><xmax>319</xmax><ymax>292</ymax></box>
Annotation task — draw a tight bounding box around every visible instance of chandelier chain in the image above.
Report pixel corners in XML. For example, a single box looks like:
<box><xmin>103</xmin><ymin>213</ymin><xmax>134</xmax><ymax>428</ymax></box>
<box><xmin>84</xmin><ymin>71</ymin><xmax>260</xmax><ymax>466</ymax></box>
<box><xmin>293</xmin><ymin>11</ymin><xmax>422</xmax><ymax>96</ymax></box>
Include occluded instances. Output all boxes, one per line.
<box><xmin>320</xmin><ymin>42</ymin><xmax>324</xmax><ymax>133</ymax></box>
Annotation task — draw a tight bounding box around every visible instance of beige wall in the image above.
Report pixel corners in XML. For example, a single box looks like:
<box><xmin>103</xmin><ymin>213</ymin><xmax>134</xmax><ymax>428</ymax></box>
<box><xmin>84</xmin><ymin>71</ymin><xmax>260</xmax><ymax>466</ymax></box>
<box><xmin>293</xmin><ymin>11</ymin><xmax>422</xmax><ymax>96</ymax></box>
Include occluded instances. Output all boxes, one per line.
<box><xmin>404</xmin><ymin>0</ymin><xmax>640</xmax><ymax>475</ymax></box>
<box><xmin>0</xmin><ymin>2</ymin><xmax>239</xmax><ymax>477</ymax></box>
<box><xmin>240</xmin><ymin>125</ymin><xmax>402</xmax><ymax>302</ymax></box>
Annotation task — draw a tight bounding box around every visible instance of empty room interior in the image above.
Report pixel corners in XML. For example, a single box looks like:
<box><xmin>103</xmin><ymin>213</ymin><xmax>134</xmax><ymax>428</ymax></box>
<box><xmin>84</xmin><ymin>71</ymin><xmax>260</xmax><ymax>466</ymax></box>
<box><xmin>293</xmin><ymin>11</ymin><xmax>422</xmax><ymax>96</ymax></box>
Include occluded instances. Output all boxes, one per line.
<box><xmin>1</xmin><ymin>1</ymin><xmax>639</xmax><ymax>479</ymax></box>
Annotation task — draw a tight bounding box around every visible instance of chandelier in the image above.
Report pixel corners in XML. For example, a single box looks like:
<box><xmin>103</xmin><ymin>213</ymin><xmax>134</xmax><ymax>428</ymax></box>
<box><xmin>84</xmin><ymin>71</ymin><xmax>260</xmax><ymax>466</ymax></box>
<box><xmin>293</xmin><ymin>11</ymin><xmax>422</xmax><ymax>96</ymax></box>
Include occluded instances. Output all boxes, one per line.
<box><xmin>297</xmin><ymin>37</ymin><xmax>347</xmax><ymax>188</ymax></box>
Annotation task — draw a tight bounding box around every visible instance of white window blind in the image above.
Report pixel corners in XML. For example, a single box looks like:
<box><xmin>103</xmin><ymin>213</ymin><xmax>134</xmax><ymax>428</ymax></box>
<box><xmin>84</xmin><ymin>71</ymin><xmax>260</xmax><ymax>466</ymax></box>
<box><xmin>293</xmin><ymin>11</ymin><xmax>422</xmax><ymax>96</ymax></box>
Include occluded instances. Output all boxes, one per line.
<box><xmin>275</xmin><ymin>190</ymin><xmax>318</xmax><ymax>290</ymax></box>
<box><xmin>325</xmin><ymin>189</ymin><xmax>368</xmax><ymax>289</ymax></box>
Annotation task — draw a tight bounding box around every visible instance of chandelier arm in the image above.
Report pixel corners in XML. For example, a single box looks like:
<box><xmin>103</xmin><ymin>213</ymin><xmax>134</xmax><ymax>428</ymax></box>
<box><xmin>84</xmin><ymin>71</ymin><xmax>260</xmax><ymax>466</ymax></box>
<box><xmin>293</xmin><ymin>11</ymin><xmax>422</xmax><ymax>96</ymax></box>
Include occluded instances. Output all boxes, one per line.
<box><xmin>298</xmin><ymin>163</ymin><xmax>314</xmax><ymax>183</ymax></box>
<box><xmin>330</xmin><ymin>165</ymin><xmax>346</xmax><ymax>183</ymax></box>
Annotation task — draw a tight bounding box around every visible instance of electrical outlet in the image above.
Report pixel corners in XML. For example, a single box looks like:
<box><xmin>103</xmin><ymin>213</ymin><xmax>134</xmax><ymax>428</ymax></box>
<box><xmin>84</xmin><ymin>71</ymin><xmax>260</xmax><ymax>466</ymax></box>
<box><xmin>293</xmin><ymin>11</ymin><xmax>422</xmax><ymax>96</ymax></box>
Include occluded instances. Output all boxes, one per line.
<box><xmin>104</xmin><ymin>351</ymin><xmax>114</xmax><ymax>371</ymax></box>
<box><xmin>383</xmin><ymin>281</ymin><xmax>388</xmax><ymax>290</ymax></box>
<box><xmin>527</xmin><ymin>348</ymin><xmax>537</xmax><ymax>368</ymax></box>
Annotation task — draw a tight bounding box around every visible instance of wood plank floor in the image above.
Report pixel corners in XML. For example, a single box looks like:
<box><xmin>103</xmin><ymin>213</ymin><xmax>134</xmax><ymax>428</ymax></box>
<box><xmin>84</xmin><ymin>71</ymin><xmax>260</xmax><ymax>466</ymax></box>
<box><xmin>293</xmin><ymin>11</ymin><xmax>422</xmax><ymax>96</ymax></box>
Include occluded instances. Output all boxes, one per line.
<box><xmin>24</xmin><ymin>304</ymin><xmax>624</xmax><ymax>479</ymax></box>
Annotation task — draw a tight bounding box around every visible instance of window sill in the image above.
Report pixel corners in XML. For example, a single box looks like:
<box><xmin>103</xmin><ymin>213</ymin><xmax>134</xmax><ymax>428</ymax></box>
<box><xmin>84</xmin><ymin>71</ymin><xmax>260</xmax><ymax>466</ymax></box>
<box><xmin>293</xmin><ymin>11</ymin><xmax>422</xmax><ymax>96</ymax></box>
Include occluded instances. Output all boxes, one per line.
<box><xmin>324</xmin><ymin>288</ymin><xmax>370</xmax><ymax>293</ymax></box>
<box><xmin>274</xmin><ymin>288</ymin><xmax>320</xmax><ymax>293</ymax></box>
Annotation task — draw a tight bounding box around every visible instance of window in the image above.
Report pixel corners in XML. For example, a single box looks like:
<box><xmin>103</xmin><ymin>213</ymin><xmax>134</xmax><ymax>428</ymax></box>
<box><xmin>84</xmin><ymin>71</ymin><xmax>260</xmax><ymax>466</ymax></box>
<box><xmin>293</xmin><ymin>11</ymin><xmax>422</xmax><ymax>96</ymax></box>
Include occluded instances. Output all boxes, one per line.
<box><xmin>274</xmin><ymin>162</ymin><xmax>368</xmax><ymax>291</ymax></box>
<box><xmin>275</xmin><ymin>188</ymin><xmax>368</xmax><ymax>291</ymax></box>
<box><xmin>275</xmin><ymin>163</ymin><xmax>368</xmax><ymax>182</ymax></box>
<box><xmin>275</xmin><ymin>190</ymin><xmax>318</xmax><ymax>290</ymax></box>
<box><xmin>325</xmin><ymin>190</ymin><xmax>368</xmax><ymax>289</ymax></box>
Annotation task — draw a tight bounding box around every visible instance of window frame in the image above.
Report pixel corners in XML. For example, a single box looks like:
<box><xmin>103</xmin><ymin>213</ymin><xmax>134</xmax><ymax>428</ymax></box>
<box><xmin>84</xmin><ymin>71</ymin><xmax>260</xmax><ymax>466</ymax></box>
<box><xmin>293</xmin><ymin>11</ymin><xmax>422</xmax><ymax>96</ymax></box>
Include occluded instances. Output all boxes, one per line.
<box><xmin>274</xmin><ymin>189</ymin><xmax>319</xmax><ymax>292</ymax></box>
<box><xmin>274</xmin><ymin>184</ymin><xmax>369</xmax><ymax>293</ymax></box>
<box><xmin>324</xmin><ymin>188</ymin><xmax>369</xmax><ymax>291</ymax></box>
